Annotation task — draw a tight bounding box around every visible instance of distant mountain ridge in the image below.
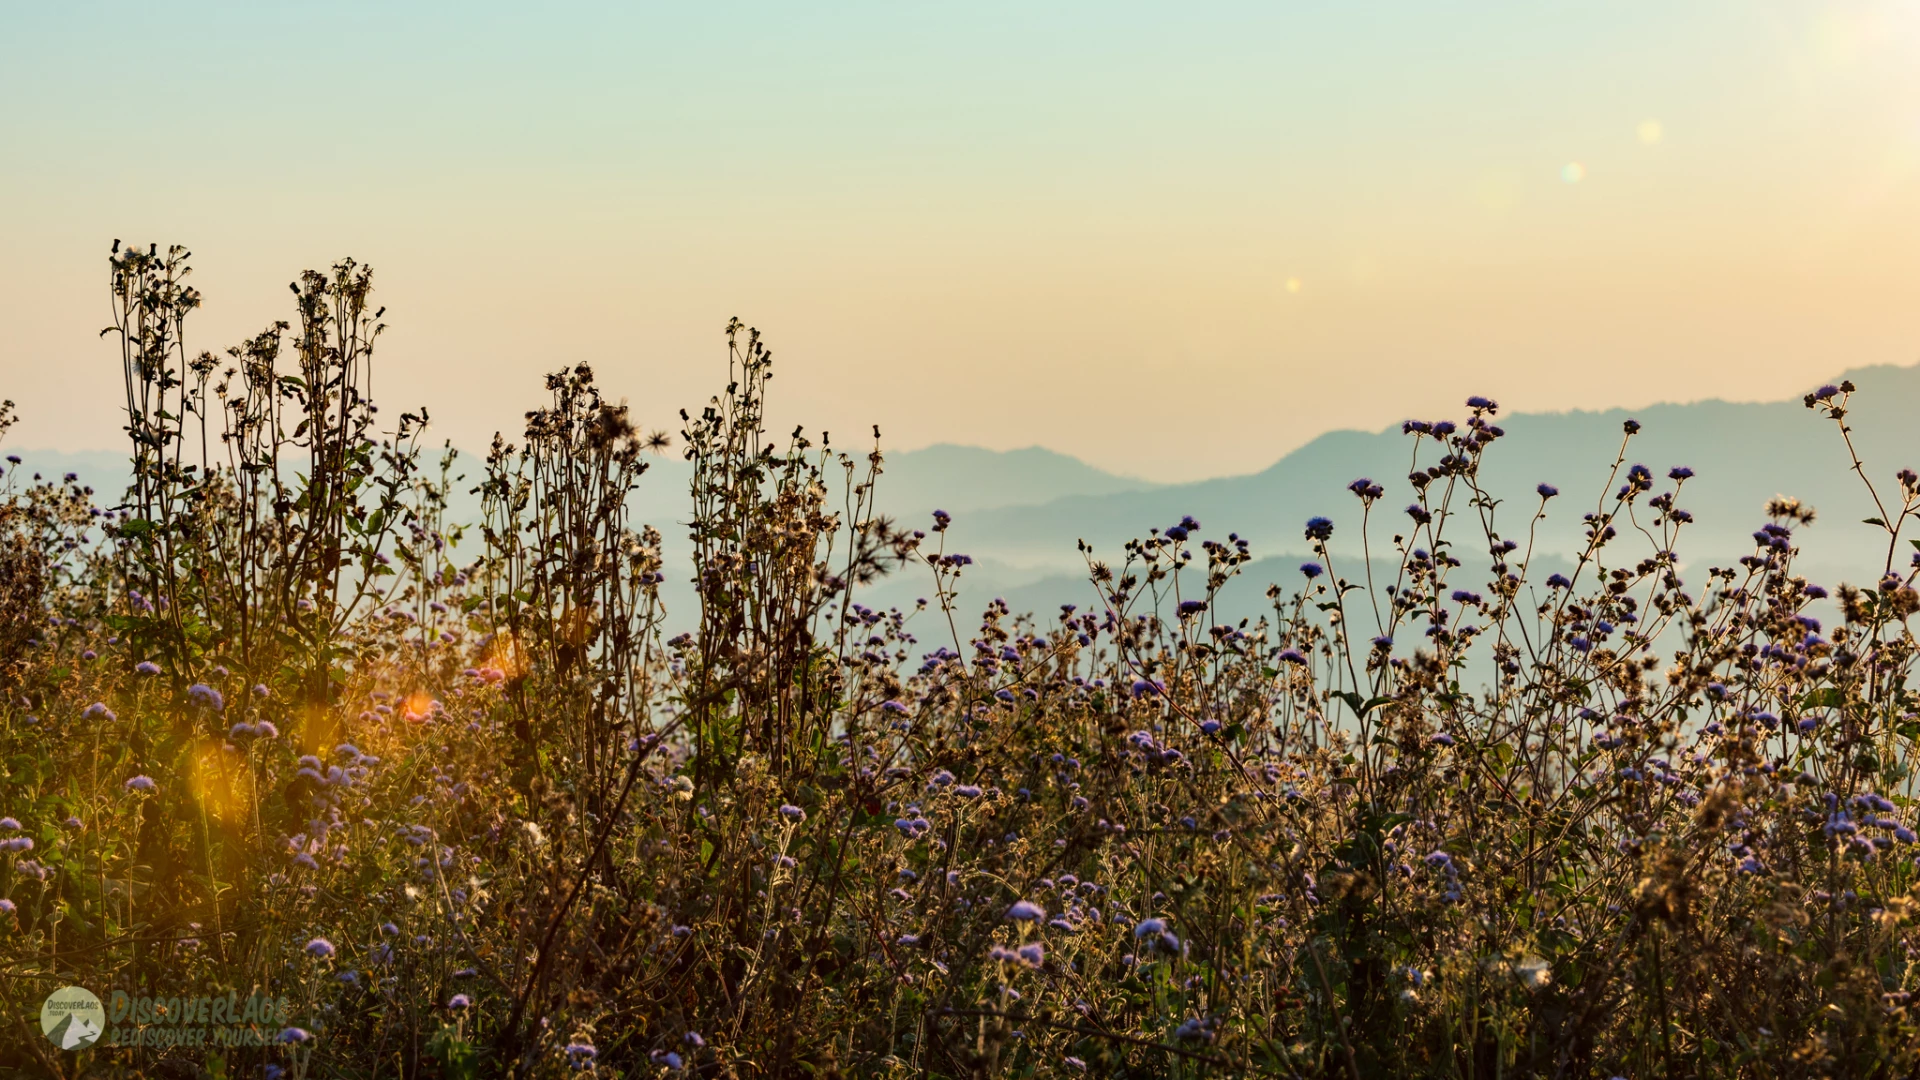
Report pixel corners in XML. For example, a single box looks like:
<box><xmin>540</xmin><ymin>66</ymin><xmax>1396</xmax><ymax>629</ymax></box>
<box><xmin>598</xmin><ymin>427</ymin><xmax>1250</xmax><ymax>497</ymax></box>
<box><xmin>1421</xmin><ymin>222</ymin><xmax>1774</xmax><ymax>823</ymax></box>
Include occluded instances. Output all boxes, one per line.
<box><xmin>877</xmin><ymin>443</ymin><xmax>1159</xmax><ymax>514</ymax></box>
<box><xmin>10</xmin><ymin>362</ymin><xmax>1919</xmax><ymax>624</ymax></box>
<box><xmin>0</xmin><ymin>442</ymin><xmax>1157</xmax><ymax>521</ymax></box>
<box><xmin>943</xmin><ymin>362</ymin><xmax>1920</xmax><ymax>574</ymax></box>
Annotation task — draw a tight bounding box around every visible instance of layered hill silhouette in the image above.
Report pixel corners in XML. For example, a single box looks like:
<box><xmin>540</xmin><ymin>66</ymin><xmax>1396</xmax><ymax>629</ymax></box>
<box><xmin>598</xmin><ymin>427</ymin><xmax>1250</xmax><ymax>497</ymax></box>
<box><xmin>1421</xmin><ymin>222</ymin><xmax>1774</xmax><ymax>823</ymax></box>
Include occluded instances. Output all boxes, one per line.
<box><xmin>935</xmin><ymin>364</ymin><xmax>1920</xmax><ymax>569</ymax></box>
<box><xmin>868</xmin><ymin>363</ymin><xmax>1920</xmax><ymax>621</ymax></box>
<box><xmin>12</xmin><ymin>363</ymin><xmax>1918</xmax><ymax>628</ymax></box>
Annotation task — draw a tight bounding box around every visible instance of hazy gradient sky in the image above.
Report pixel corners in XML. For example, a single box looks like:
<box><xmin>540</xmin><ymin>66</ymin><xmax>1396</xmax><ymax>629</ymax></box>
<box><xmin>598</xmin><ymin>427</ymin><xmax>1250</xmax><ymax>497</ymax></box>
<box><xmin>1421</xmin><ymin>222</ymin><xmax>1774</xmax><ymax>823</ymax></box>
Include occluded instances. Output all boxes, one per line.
<box><xmin>4</xmin><ymin>1</ymin><xmax>1919</xmax><ymax>481</ymax></box>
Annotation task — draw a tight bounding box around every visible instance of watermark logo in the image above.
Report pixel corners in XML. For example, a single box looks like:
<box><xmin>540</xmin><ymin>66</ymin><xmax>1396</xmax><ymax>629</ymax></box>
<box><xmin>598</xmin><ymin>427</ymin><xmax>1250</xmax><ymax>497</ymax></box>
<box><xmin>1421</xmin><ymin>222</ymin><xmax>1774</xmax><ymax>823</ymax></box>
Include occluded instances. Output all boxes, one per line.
<box><xmin>38</xmin><ymin>986</ymin><xmax>294</xmax><ymax>1048</ymax></box>
<box><xmin>41</xmin><ymin>986</ymin><xmax>105</xmax><ymax>1050</ymax></box>
<box><xmin>107</xmin><ymin>990</ymin><xmax>293</xmax><ymax>1047</ymax></box>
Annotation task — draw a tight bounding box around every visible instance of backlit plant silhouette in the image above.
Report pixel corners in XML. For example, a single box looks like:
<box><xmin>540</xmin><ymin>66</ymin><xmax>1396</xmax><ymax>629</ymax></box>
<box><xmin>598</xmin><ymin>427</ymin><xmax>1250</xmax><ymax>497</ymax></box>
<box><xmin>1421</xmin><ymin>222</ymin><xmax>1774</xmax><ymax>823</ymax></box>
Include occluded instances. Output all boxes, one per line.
<box><xmin>4</xmin><ymin>244</ymin><xmax>1920</xmax><ymax>1078</ymax></box>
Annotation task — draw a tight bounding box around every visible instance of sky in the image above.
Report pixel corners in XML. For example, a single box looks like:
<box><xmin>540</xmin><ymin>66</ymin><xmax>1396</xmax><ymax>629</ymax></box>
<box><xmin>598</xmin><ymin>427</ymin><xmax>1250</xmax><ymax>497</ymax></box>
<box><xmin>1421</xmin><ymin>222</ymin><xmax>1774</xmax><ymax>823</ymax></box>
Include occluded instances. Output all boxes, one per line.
<box><xmin>3</xmin><ymin>1</ymin><xmax>1919</xmax><ymax>482</ymax></box>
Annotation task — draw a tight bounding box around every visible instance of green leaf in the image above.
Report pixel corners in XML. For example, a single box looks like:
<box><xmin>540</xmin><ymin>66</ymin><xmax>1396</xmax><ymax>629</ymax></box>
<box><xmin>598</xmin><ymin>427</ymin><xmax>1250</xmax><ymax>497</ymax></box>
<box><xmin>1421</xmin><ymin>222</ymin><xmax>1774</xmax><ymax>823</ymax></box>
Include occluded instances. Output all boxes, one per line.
<box><xmin>1337</xmin><ymin>694</ymin><xmax>1394</xmax><ymax>717</ymax></box>
<box><xmin>427</xmin><ymin>1026</ymin><xmax>480</xmax><ymax>1080</ymax></box>
<box><xmin>1800</xmin><ymin>687</ymin><xmax>1846</xmax><ymax>710</ymax></box>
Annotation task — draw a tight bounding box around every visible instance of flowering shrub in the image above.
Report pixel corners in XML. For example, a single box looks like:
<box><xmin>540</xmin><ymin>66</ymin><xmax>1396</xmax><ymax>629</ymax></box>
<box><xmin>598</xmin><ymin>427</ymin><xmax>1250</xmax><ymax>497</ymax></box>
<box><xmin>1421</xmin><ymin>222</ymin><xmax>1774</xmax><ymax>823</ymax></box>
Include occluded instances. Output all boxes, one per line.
<box><xmin>3</xmin><ymin>245</ymin><xmax>1920</xmax><ymax>1077</ymax></box>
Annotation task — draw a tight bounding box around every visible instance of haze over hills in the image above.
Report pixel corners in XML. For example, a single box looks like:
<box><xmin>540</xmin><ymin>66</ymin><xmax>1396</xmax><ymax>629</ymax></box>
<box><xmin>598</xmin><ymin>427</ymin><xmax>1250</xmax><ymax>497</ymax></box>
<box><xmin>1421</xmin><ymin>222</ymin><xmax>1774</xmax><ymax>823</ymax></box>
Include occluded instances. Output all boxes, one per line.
<box><xmin>878</xmin><ymin>363</ymin><xmax>1920</xmax><ymax>622</ymax></box>
<box><xmin>0</xmin><ymin>442</ymin><xmax>1158</xmax><ymax>542</ymax></box>
<box><xmin>875</xmin><ymin>443</ymin><xmax>1160</xmax><ymax>514</ymax></box>
<box><xmin>878</xmin><ymin>364</ymin><xmax>1919</xmax><ymax>624</ymax></box>
<box><xmin>10</xmin><ymin>363</ymin><xmax>1919</xmax><ymax>628</ymax></box>
<box><xmin>944</xmin><ymin>363</ymin><xmax>1920</xmax><ymax>570</ymax></box>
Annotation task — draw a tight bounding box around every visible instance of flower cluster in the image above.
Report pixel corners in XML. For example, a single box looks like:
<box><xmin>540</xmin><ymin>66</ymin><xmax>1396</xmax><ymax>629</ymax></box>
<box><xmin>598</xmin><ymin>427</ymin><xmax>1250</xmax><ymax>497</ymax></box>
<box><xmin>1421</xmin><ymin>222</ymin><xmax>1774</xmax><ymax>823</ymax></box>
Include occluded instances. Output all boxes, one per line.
<box><xmin>7</xmin><ymin>249</ymin><xmax>1920</xmax><ymax>1076</ymax></box>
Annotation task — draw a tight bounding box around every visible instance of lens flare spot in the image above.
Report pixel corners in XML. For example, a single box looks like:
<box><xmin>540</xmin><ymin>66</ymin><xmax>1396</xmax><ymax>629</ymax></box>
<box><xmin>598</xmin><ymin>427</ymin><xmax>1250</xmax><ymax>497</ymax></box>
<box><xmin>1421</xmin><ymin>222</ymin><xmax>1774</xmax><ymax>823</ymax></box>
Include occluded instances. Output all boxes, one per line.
<box><xmin>186</xmin><ymin>738</ymin><xmax>248</xmax><ymax>826</ymax></box>
<box><xmin>1638</xmin><ymin>119</ymin><xmax>1663</xmax><ymax>145</ymax></box>
<box><xmin>1560</xmin><ymin>161</ymin><xmax>1586</xmax><ymax>184</ymax></box>
<box><xmin>1285</xmin><ymin>277</ymin><xmax>1302</xmax><ymax>294</ymax></box>
<box><xmin>404</xmin><ymin>690</ymin><xmax>434</xmax><ymax>723</ymax></box>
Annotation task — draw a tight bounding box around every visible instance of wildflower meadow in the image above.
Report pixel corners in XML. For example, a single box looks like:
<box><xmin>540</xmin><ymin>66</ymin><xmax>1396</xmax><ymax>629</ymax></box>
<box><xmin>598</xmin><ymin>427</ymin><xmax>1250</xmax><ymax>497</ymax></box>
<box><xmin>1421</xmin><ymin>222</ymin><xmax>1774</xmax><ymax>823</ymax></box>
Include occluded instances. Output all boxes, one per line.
<box><xmin>8</xmin><ymin>243</ymin><xmax>1920</xmax><ymax>1078</ymax></box>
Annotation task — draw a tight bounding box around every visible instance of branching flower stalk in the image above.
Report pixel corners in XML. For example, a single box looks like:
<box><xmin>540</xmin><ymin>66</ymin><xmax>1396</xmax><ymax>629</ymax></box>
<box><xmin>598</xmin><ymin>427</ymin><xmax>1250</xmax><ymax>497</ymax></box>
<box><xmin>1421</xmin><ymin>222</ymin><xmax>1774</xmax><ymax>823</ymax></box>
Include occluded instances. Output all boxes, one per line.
<box><xmin>7</xmin><ymin>248</ymin><xmax>1920</xmax><ymax>1076</ymax></box>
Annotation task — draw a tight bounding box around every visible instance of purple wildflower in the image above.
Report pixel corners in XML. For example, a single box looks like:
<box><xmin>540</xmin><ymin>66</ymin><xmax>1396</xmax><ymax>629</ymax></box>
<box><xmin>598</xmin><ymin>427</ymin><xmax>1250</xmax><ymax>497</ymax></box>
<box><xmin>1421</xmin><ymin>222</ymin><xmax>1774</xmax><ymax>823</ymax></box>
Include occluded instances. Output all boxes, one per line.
<box><xmin>187</xmin><ymin>683</ymin><xmax>225</xmax><ymax>711</ymax></box>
